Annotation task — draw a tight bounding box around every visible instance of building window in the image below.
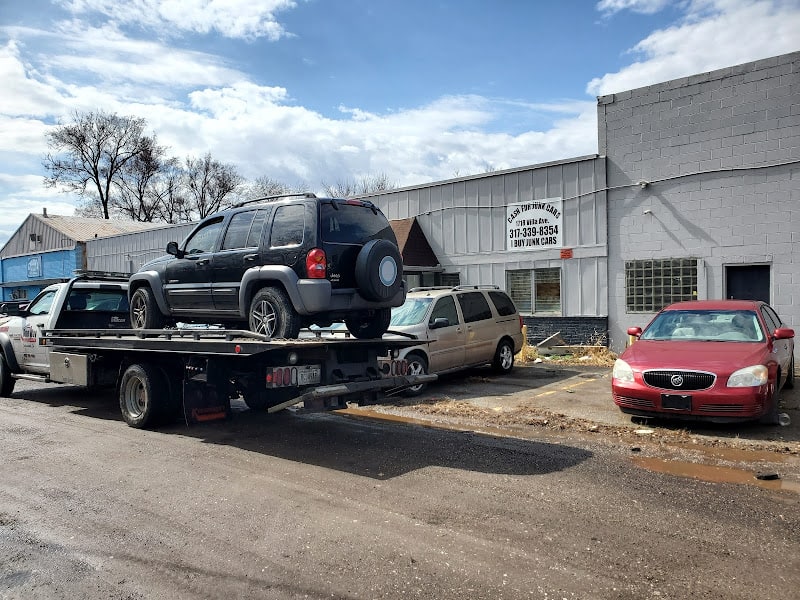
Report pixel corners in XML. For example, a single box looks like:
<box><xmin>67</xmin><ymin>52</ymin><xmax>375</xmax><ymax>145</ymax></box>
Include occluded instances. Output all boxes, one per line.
<box><xmin>506</xmin><ymin>270</ymin><xmax>531</xmax><ymax>313</ymax></box>
<box><xmin>625</xmin><ymin>258</ymin><xmax>698</xmax><ymax>313</ymax></box>
<box><xmin>506</xmin><ymin>268</ymin><xmax>562</xmax><ymax>315</ymax></box>
<box><xmin>534</xmin><ymin>268</ymin><xmax>561</xmax><ymax>314</ymax></box>
<box><xmin>439</xmin><ymin>273</ymin><xmax>460</xmax><ymax>287</ymax></box>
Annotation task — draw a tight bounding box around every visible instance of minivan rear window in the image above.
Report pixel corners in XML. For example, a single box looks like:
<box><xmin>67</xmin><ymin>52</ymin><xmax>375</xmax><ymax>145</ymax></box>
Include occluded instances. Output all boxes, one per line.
<box><xmin>489</xmin><ymin>291</ymin><xmax>517</xmax><ymax>316</ymax></box>
<box><xmin>320</xmin><ymin>203</ymin><xmax>396</xmax><ymax>244</ymax></box>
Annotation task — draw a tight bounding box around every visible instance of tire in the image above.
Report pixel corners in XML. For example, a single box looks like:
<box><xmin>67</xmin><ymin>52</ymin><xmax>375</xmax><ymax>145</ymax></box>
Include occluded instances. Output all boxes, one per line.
<box><xmin>492</xmin><ymin>339</ymin><xmax>515</xmax><ymax>374</ymax></box>
<box><xmin>248</xmin><ymin>287</ymin><xmax>301</xmax><ymax>339</ymax></box>
<box><xmin>118</xmin><ymin>363</ymin><xmax>169</xmax><ymax>429</ymax></box>
<box><xmin>758</xmin><ymin>384</ymin><xmax>781</xmax><ymax>425</ymax></box>
<box><xmin>130</xmin><ymin>286</ymin><xmax>165</xmax><ymax>330</ymax></box>
<box><xmin>785</xmin><ymin>356</ymin><xmax>795</xmax><ymax>389</ymax></box>
<box><xmin>354</xmin><ymin>239</ymin><xmax>403</xmax><ymax>301</ymax></box>
<box><xmin>402</xmin><ymin>353</ymin><xmax>429</xmax><ymax>397</ymax></box>
<box><xmin>0</xmin><ymin>354</ymin><xmax>15</xmax><ymax>397</ymax></box>
<box><xmin>345</xmin><ymin>308</ymin><xmax>391</xmax><ymax>339</ymax></box>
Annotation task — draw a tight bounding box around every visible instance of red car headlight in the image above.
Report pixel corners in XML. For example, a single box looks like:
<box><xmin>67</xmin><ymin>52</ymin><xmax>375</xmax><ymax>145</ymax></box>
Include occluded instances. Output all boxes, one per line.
<box><xmin>727</xmin><ymin>365</ymin><xmax>768</xmax><ymax>387</ymax></box>
<box><xmin>612</xmin><ymin>359</ymin><xmax>634</xmax><ymax>383</ymax></box>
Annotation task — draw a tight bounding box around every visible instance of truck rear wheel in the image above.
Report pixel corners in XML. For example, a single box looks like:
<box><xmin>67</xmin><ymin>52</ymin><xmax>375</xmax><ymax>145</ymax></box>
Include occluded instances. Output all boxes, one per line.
<box><xmin>0</xmin><ymin>354</ymin><xmax>15</xmax><ymax>397</ymax></box>
<box><xmin>119</xmin><ymin>363</ymin><xmax>168</xmax><ymax>428</ymax></box>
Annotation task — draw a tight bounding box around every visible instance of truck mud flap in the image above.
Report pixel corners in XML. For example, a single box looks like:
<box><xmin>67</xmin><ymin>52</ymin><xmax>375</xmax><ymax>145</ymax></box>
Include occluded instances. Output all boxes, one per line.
<box><xmin>268</xmin><ymin>374</ymin><xmax>438</xmax><ymax>414</ymax></box>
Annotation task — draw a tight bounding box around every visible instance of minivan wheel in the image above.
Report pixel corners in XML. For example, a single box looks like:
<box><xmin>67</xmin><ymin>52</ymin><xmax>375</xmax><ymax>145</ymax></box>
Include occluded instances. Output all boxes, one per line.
<box><xmin>345</xmin><ymin>308</ymin><xmax>391</xmax><ymax>339</ymax></box>
<box><xmin>403</xmin><ymin>353</ymin><xmax>429</xmax><ymax>397</ymax></box>
<box><xmin>130</xmin><ymin>286</ymin><xmax>165</xmax><ymax>330</ymax></box>
<box><xmin>492</xmin><ymin>339</ymin><xmax>515</xmax><ymax>374</ymax></box>
<box><xmin>249</xmin><ymin>287</ymin><xmax>301</xmax><ymax>339</ymax></box>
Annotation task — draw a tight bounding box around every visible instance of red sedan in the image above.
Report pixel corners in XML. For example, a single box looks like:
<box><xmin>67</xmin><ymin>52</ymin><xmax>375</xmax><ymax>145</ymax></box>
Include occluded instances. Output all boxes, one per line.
<box><xmin>612</xmin><ymin>300</ymin><xmax>795</xmax><ymax>423</ymax></box>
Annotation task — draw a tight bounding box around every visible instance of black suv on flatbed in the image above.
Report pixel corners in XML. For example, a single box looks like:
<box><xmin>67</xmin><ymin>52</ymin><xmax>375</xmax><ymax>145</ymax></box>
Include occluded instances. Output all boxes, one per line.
<box><xmin>128</xmin><ymin>194</ymin><xmax>405</xmax><ymax>338</ymax></box>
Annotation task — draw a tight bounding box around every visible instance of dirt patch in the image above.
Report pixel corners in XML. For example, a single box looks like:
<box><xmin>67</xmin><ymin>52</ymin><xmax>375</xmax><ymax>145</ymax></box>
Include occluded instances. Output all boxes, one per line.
<box><xmin>372</xmin><ymin>396</ymin><xmax>800</xmax><ymax>457</ymax></box>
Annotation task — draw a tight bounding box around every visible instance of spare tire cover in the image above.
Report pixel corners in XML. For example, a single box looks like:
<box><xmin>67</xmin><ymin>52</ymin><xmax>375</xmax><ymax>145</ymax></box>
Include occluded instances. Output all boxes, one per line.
<box><xmin>355</xmin><ymin>239</ymin><xmax>403</xmax><ymax>301</ymax></box>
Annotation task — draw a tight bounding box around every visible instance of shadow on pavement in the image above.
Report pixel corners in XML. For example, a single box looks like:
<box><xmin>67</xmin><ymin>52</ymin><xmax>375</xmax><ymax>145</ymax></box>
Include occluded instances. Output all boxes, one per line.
<box><xmin>8</xmin><ymin>383</ymin><xmax>594</xmax><ymax>480</ymax></box>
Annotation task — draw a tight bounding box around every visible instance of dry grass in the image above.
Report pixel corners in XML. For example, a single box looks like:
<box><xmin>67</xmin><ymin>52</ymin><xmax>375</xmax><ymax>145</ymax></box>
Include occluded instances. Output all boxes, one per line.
<box><xmin>515</xmin><ymin>329</ymin><xmax>617</xmax><ymax>367</ymax></box>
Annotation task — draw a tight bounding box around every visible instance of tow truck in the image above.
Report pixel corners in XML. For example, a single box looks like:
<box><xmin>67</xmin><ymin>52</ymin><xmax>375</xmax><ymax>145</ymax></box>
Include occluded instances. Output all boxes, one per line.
<box><xmin>0</xmin><ymin>273</ymin><xmax>434</xmax><ymax>428</ymax></box>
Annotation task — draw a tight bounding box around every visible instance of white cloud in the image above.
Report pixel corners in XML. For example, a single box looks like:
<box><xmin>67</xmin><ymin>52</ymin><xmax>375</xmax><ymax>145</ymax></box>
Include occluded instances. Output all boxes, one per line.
<box><xmin>57</xmin><ymin>0</ymin><xmax>296</xmax><ymax>40</ymax></box>
<box><xmin>597</xmin><ymin>0</ymin><xmax>675</xmax><ymax>16</ymax></box>
<box><xmin>589</xmin><ymin>0</ymin><xmax>800</xmax><ymax>95</ymax></box>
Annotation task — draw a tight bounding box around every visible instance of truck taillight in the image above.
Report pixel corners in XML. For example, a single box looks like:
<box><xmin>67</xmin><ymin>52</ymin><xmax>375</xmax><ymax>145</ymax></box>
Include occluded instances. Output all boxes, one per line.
<box><xmin>306</xmin><ymin>248</ymin><xmax>327</xmax><ymax>279</ymax></box>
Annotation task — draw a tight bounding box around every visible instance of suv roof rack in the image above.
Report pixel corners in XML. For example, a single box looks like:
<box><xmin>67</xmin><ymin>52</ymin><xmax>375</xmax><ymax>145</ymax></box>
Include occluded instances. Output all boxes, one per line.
<box><xmin>409</xmin><ymin>286</ymin><xmax>453</xmax><ymax>293</ymax></box>
<box><xmin>452</xmin><ymin>285</ymin><xmax>500</xmax><ymax>291</ymax></box>
<box><xmin>234</xmin><ymin>192</ymin><xmax>317</xmax><ymax>208</ymax></box>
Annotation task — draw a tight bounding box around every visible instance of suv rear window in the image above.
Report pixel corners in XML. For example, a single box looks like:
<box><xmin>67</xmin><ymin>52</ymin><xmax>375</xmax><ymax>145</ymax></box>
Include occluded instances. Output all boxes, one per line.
<box><xmin>320</xmin><ymin>203</ymin><xmax>395</xmax><ymax>243</ymax></box>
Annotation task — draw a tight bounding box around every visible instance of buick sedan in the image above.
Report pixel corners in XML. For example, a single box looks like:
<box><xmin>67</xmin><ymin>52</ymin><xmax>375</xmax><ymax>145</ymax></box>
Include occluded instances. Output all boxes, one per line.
<box><xmin>612</xmin><ymin>300</ymin><xmax>795</xmax><ymax>423</ymax></box>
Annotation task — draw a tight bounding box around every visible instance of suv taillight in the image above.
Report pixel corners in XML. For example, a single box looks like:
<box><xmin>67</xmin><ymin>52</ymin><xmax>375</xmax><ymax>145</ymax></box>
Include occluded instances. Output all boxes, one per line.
<box><xmin>519</xmin><ymin>315</ymin><xmax>524</xmax><ymax>331</ymax></box>
<box><xmin>306</xmin><ymin>248</ymin><xmax>327</xmax><ymax>279</ymax></box>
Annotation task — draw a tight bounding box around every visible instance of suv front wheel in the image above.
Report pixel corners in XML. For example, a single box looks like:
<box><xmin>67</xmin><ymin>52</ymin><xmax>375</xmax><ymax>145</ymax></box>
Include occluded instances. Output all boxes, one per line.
<box><xmin>249</xmin><ymin>287</ymin><xmax>301</xmax><ymax>339</ymax></box>
<box><xmin>130</xmin><ymin>287</ymin><xmax>165</xmax><ymax>329</ymax></box>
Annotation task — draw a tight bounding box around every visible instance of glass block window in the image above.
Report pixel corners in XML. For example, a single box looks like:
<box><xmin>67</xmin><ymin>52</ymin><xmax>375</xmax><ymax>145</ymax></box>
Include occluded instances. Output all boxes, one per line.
<box><xmin>625</xmin><ymin>258</ymin><xmax>698</xmax><ymax>313</ymax></box>
<box><xmin>534</xmin><ymin>268</ymin><xmax>561</xmax><ymax>314</ymax></box>
<box><xmin>506</xmin><ymin>270</ymin><xmax>531</xmax><ymax>314</ymax></box>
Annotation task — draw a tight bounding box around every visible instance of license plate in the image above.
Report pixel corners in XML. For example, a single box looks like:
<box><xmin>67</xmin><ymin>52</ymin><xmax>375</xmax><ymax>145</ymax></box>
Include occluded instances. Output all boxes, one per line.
<box><xmin>271</xmin><ymin>364</ymin><xmax>321</xmax><ymax>387</ymax></box>
<box><xmin>661</xmin><ymin>394</ymin><xmax>692</xmax><ymax>410</ymax></box>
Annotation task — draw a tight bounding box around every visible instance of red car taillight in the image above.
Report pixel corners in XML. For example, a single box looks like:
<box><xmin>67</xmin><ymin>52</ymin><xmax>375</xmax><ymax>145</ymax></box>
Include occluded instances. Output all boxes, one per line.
<box><xmin>306</xmin><ymin>248</ymin><xmax>327</xmax><ymax>279</ymax></box>
<box><xmin>519</xmin><ymin>315</ymin><xmax>524</xmax><ymax>331</ymax></box>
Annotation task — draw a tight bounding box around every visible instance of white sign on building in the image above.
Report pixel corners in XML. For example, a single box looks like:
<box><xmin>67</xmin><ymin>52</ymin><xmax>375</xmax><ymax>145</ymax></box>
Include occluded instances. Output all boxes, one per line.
<box><xmin>506</xmin><ymin>197</ymin><xmax>563</xmax><ymax>250</ymax></box>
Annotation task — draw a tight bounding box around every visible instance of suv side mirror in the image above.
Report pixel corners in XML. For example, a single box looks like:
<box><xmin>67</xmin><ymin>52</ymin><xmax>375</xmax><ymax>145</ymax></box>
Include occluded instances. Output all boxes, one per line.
<box><xmin>166</xmin><ymin>241</ymin><xmax>184</xmax><ymax>259</ymax></box>
<box><xmin>429</xmin><ymin>317</ymin><xmax>450</xmax><ymax>329</ymax></box>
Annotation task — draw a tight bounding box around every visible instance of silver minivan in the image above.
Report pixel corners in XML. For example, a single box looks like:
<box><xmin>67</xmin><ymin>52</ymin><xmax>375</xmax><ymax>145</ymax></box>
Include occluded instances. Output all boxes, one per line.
<box><xmin>384</xmin><ymin>285</ymin><xmax>525</xmax><ymax>395</ymax></box>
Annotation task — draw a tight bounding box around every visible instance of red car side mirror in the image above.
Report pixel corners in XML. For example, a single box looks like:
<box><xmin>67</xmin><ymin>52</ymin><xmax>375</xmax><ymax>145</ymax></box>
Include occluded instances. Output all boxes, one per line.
<box><xmin>773</xmin><ymin>327</ymin><xmax>795</xmax><ymax>340</ymax></box>
<box><xmin>627</xmin><ymin>326</ymin><xmax>643</xmax><ymax>337</ymax></box>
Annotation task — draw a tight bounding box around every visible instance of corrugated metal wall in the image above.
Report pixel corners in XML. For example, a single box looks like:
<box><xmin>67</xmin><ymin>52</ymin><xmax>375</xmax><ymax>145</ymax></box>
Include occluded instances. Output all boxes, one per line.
<box><xmin>0</xmin><ymin>216</ymin><xmax>76</xmax><ymax>258</ymax></box>
<box><xmin>86</xmin><ymin>223</ymin><xmax>196</xmax><ymax>273</ymax></box>
<box><xmin>365</xmin><ymin>156</ymin><xmax>608</xmax><ymax>317</ymax></box>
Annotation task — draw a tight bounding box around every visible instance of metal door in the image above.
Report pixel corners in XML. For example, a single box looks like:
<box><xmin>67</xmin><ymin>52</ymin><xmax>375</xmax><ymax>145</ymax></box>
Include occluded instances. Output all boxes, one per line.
<box><xmin>726</xmin><ymin>265</ymin><xmax>770</xmax><ymax>303</ymax></box>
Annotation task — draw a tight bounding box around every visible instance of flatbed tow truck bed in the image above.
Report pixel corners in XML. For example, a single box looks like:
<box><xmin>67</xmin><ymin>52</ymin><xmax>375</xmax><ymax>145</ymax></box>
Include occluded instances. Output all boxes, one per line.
<box><xmin>42</xmin><ymin>329</ymin><xmax>435</xmax><ymax>429</ymax></box>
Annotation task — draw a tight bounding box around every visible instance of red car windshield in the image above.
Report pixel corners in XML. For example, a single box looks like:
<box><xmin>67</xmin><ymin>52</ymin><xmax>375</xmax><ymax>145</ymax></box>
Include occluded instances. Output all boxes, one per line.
<box><xmin>640</xmin><ymin>310</ymin><xmax>764</xmax><ymax>342</ymax></box>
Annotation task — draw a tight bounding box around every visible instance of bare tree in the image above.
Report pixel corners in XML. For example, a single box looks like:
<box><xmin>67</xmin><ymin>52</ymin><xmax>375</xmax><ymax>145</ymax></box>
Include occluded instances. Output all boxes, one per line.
<box><xmin>184</xmin><ymin>153</ymin><xmax>243</xmax><ymax>219</ymax></box>
<box><xmin>43</xmin><ymin>110</ymin><xmax>150</xmax><ymax>219</ymax></box>
<box><xmin>110</xmin><ymin>136</ymin><xmax>167</xmax><ymax>222</ymax></box>
<box><xmin>247</xmin><ymin>176</ymin><xmax>295</xmax><ymax>198</ymax></box>
<box><xmin>321</xmin><ymin>172</ymin><xmax>396</xmax><ymax>198</ymax></box>
<box><xmin>153</xmin><ymin>158</ymin><xmax>190</xmax><ymax>224</ymax></box>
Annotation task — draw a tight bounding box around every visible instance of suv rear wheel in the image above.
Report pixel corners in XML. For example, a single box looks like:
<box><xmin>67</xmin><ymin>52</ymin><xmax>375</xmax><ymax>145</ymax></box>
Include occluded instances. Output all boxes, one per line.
<box><xmin>345</xmin><ymin>308</ymin><xmax>391</xmax><ymax>339</ymax></box>
<box><xmin>249</xmin><ymin>287</ymin><xmax>301</xmax><ymax>339</ymax></box>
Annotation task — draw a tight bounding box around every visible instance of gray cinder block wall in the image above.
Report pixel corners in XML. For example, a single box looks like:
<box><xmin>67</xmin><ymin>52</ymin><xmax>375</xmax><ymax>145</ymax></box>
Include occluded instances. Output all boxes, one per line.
<box><xmin>599</xmin><ymin>51</ymin><xmax>800</xmax><ymax>352</ymax></box>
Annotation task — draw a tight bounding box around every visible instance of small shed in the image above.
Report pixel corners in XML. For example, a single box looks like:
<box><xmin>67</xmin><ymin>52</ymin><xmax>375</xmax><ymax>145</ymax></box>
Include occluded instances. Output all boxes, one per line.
<box><xmin>0</xmin><ymin>210</ymin><xmax>161</xmax><ymax>301</ymax></box>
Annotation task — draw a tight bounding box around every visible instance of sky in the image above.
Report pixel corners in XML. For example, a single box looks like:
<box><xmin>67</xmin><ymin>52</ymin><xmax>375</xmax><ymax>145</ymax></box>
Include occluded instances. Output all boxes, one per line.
<box><xmin>0</xmin><ymin>0</ymin><xmax>799</xmax><ymax>246</ymax></box>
